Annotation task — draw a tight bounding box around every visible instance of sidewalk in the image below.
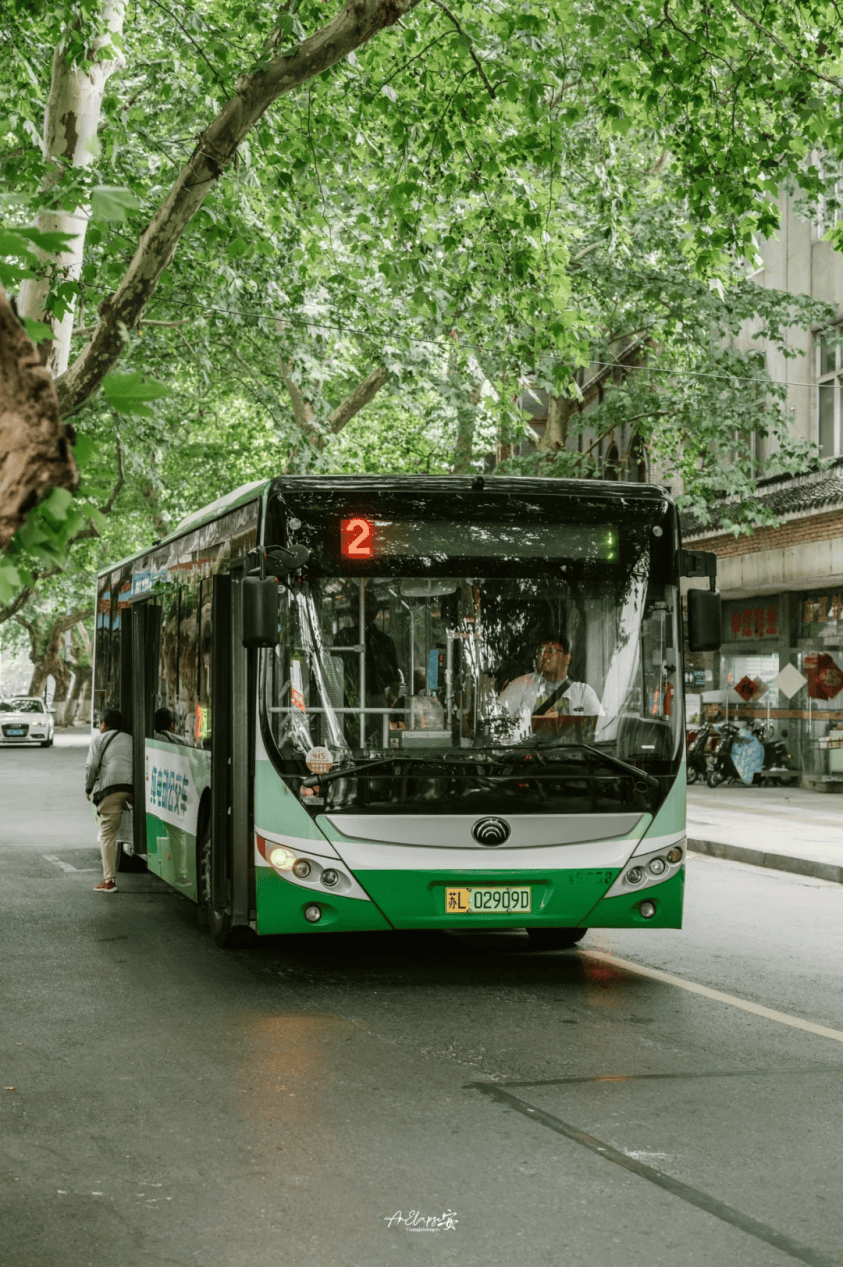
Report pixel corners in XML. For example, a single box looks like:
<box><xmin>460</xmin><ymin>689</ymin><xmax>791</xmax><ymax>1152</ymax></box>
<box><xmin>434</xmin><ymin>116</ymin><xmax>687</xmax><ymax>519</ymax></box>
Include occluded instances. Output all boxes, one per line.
<box><xmin>687</xmin><ymin>783</ymin><xmax>843</xmax><ymax>884</ymax></box>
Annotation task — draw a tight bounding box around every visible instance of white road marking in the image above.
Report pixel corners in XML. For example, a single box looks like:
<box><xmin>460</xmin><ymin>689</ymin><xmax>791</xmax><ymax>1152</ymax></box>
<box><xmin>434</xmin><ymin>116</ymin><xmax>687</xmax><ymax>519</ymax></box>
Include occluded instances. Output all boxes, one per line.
<box><xmin>42</xmin><ymin>854</ymin><xmax>97</xmax><ymax>873</ymax></box>
<box><xmin>582</xmin><ymin>949</ymin><xmax>843</xmax><ymax>1045</ymax></box>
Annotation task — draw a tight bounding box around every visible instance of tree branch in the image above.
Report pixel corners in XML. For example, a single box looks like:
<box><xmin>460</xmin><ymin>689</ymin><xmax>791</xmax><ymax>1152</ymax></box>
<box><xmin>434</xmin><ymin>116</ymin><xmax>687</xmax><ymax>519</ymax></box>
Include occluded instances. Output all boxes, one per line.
<box><xmin>0</xmin><ymin>587</ymin><xmax>36</xmax><ymax>626</ymax></box>
<box><xmin>429</xmin><ymin>0</ymin><xmax>496</xmax><ymax>98</ymax></box>
<box><xmin>278</xmin><ymin>361</ymin><xmax>315</xmax><ymax>438</ymax></box>
<box><xmin>328</xmin><ymin>366</ymin><xmax>389</xmax><ymax>434</ymax></box>
<box><xmin>727</xmin><ymin>0</ymin><xmax>843</xmax><ymax>91</ymax></box>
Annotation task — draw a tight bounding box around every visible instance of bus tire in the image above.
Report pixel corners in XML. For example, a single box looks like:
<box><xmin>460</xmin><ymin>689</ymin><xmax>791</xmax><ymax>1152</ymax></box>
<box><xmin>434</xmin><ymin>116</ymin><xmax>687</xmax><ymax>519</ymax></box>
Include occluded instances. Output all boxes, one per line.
<box><xmin>527</xmin><ymin>927</ymin><xmax>587</xmax><ymax>950</ymax></box>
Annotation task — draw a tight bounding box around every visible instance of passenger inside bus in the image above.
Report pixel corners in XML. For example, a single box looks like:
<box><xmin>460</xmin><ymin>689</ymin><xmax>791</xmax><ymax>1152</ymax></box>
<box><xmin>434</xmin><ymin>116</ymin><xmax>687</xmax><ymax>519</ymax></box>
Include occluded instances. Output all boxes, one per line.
<box><xmin>332</xmin><ymin>605</ymin><xmax>403</xmax><ymax>746</ymax></box>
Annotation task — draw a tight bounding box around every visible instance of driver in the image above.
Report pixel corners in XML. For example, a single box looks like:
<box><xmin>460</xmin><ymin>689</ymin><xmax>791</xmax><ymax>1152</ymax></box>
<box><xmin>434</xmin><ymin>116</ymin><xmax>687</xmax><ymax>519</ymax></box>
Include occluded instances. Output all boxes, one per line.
<box><xmin>497</xmin><ymin>632</ymin><xmax>603</xmax><ymax>740</ymax></box>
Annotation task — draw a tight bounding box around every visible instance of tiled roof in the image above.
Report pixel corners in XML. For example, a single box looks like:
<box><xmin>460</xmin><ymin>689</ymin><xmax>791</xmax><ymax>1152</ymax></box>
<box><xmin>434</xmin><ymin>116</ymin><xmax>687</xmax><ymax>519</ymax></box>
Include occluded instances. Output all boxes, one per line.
<box><xmin>681</xmin><ymin>457</ymin><xmax>843</xmax><ymax>538</ymax></box>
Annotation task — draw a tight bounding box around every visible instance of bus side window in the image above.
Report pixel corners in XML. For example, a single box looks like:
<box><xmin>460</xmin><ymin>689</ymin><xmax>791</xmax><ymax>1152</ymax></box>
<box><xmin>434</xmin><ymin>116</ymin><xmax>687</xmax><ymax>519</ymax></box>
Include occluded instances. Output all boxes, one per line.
<box><xmin>197</xmin><ymin>579</ymin><xmax>213</xmax><ymax>747</ymax></box>
<box><xmin>178</xmin><ymin>576</ymin><xmax>200</xmax><ymax>743</ymax></box>
<box><xmin>158</xmin><ymin>589</ymin><xmax>180</xmax><ymax>729</ymax></box>
<box><xmin>93</xmin><ymin>584</ymin><xmax>113</xmax><ymax>723</ymax></box>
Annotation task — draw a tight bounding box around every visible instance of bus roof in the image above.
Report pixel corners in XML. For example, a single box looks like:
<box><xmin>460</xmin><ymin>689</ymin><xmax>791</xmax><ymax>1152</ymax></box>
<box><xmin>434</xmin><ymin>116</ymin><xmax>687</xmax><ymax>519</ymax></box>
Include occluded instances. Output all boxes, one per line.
<box><xmin>171</xmin><ymin>478</ymin><xmax>271</xmax><ymax>535</ymax></box>
<box><xmin>267</xmin><ymin>473</ymin><xmax>675</xmax><ymax>507</ymax></box>
<box><xmin>96</xmin><ymin>479</ymin><xmax>271</xmax><ymax>578</ymax></box>
<box><xmin>96</xmin><ymin>474</ymin><xmax>674</xmax><ymax>579</ymax></box>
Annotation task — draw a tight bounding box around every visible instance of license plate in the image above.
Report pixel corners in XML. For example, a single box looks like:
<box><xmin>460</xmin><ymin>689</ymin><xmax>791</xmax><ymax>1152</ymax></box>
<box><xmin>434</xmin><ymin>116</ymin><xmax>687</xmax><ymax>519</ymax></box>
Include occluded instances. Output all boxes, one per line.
<box><xmin>5</xmin><ymin>728</ymin><xmax>24</xmax><ymax>736</ymax></box>
<box><xmin>445</xmin><ymin>886</ymin><xmax>532</xmax><ymax>914</ymax></box>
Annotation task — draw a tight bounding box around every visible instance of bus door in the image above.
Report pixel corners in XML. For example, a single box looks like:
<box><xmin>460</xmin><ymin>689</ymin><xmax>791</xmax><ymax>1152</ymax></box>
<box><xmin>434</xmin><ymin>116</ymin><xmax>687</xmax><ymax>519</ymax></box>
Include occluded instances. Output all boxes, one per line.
<box><xmin>209</xmin><ymin>570</ymin><xmax>253</xmax><ymax>933</ymax></box>
<box><xmin>130</xmin><ymin>600</ymin><xmax>158</xmax><ymax>860</ymax></box>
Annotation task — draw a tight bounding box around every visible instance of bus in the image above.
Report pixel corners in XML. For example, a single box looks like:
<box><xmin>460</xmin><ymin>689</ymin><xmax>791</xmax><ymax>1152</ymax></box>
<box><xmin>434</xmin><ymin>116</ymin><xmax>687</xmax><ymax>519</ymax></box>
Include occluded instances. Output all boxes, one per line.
<box><xmin>93</xmin><ymin>475</ymin><xmax>720</xmax><ymax>947</ymax></box>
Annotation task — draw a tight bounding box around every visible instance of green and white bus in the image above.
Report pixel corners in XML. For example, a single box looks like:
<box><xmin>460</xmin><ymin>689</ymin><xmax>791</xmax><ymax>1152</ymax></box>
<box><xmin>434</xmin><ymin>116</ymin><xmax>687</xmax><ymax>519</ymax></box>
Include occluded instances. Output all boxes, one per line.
<box><xmin>94</xmin><ymin>475</ymin><xmax>720</xmax><ymax>947</ymax></box>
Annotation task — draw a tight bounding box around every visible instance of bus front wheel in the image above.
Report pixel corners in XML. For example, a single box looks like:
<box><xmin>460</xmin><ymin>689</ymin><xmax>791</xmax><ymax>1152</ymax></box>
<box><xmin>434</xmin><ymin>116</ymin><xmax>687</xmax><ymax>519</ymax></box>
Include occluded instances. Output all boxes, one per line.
<box><xmin>528</xmin><ymin>927</ymin><xmax>587</xmax><ymax>950</ymax></box>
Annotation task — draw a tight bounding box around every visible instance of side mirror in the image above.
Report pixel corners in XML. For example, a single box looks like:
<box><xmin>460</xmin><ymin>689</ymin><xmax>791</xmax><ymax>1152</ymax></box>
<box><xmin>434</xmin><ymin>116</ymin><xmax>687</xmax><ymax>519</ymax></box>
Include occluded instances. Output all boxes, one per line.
<box><xmin>242</xmin><ymin>577</ymin><xmax>279</xmax><ymax>648</ymax></box>
<box><xmin>687</xmin><ymin>588</ymin><xmax>722</xmax><ymax>652</ymax></box>
<box><xmin>263</xmin><ymin>544</ymin><xmax>310</xmax><ymax>576</ymax></box>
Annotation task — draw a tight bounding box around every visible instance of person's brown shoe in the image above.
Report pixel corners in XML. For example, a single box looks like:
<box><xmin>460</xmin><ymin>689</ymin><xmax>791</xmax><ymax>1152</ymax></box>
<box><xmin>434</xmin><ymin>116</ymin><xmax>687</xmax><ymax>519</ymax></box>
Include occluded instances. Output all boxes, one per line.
<box><xmin>93</xmin><ymin>879</ymin><xmax>118</xmax><ymax>893</ymax></box>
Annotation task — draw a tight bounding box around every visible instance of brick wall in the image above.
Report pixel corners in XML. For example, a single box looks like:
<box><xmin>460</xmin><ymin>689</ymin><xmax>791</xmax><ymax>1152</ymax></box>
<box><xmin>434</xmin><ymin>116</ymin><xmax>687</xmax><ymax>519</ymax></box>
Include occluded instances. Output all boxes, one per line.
<box><xmin>687</xmin><ymin>508</ymin><xmax>843</xmax><ymax>558</ymax></box>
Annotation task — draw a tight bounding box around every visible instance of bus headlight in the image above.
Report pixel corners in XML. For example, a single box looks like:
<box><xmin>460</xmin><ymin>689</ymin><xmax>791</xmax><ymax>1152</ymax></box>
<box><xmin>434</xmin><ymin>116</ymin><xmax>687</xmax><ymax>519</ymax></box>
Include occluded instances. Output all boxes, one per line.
<box><xmin>321</xmin><ymin>869</ymin><xmax>339</xmax><ymax>887</ymax></box>
<box><xmin>639</xmin><ymin>900</ymin><xmax>657</xmax><ymax>918</ymax></box>
<box><xmin>626</xmin><ymin>866</ymin><xmax>644</xmax><ymax>884</ymax></box>
<box><xmin>304</xmin><ymin>904</ymin><xmax>322</xmax><ymax>923</ymax></box>
<box><xmin>666</xmin><ymin>847</ymin><xmax>683</xmax><ymax>864</ymax></box>
<box><xmin>293</xmin><ymin>859</ymin><xmax>312</xmax><ymax>879</ymax></box>
<box><xmin>648</xmin><ymin>858</ymin><xmax>666</xmax><ymax>875</ymax></box>
<box><xmin>268</xmin><ymin>846</ymin><xmax>296</xmax><ymax>871</ymax></box>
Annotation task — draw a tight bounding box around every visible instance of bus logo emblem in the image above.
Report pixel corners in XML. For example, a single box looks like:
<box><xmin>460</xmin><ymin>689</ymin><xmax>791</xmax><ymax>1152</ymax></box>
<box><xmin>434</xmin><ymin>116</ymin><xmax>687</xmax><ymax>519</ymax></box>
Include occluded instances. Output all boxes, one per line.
<box><xmin>471</xmin><ymin>817</ymin><xmax>511</xmax><ymax>846</ymax></box>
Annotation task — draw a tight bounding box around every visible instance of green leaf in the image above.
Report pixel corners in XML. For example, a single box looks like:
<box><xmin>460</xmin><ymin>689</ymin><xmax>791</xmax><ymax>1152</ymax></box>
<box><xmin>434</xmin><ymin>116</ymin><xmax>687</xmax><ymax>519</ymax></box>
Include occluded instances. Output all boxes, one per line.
<box><xmin>0</xmin><ymin>560</ymin><xmax>24</xmax><ymax>605</ymax></box>
<box><xmin>72</xmin><ymin>435</ymin><xmax>97</xmax><ymax>471</ymax></box>
<box><xmin>38</xmin><ymin>487</ymin><xmax>74</xmax><ymax>524</ymax></box>
<box><xmin>102</xmin><ymin>372</ymin><xmax>170</xmax><ymax>416</ymax></box>
<box><xmin>0</xmin><ymin>229</ymin><xmax>36</xmax><ymax>259</ymax></box>
<box><xmin>21</xmin><ymin>318</ymin><xmax>53</xmax><ymax>343</ymax></box>
<box><xmin>90</xmin><ymin>186</ymin><xmax>141</xmax><ymax>222</ymax></box>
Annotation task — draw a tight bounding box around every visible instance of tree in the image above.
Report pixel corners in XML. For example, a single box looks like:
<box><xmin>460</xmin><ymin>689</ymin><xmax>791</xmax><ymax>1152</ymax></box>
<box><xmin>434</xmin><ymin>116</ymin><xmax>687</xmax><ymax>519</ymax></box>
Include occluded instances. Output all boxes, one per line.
<box><xmin>5</xmin><ymin>0</ymin><xmax>843</xmax><ymax>602</ymax></box>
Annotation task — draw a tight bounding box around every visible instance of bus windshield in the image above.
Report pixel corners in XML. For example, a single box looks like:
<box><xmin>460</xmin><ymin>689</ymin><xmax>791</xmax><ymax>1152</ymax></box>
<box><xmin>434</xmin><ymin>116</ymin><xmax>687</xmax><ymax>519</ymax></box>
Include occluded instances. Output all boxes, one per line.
<box><xmin>262</xmin><ymin>489</ymin><xmax>680</xmax><ymax>818</ymax></box>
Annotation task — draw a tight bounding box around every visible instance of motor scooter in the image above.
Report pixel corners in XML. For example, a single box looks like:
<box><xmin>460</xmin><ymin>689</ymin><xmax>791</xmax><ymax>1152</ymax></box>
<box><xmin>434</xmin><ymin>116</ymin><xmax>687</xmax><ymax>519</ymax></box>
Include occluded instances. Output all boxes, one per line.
<box><xmin>706</xmin><ymin>720</ymin><xmax>764</xmax><ymax>787</ymax></box>
<box><xmin>748</xmin><ymin>720</ymin><xmax>798</xmax><ymax>786</ymax></box>
<box><xmin>686</xmin><ymin>721</ymin><xmax>716</xmax><ymax>784</ymax></box>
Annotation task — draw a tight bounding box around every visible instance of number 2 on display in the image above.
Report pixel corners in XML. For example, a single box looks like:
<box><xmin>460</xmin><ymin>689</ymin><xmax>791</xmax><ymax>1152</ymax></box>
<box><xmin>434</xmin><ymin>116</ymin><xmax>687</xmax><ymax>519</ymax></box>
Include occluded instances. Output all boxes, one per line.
<box><xmin>341</xmin><ymin>517</ymin><xmax>374</xmax><ymax>559</ymax></box>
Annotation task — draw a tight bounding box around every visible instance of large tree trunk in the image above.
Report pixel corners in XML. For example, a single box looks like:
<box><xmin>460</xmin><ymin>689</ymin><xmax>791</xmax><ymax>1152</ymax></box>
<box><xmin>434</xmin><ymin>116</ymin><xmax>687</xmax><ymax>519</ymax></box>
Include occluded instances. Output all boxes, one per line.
<box><xmin>0</xmin><ymin>288</ymin><xmax>79</xmax><ymax>551</ymax></box>
<box><xmin>62</xmin><ymin>662</ymin><xmax>92</xmax><ymax>727</ymax></box>
<box><xmin>16</xmin><ymin>1</ymin><xmax>127</xmax><ymax>378</ymax></box>
<box><xmin>537</xmin><ymin>394</ymin><xmax>571</xmax><ymax>453</ymax></box>
<box><xmin>452</xmin><ymin>400</ymin><xmax>477</xmax><ymax>475</ymax></box>
<box><xmin>18</xmin><ymin>607</ymin><xmax>93</xmax><ymax>708</ymax></box>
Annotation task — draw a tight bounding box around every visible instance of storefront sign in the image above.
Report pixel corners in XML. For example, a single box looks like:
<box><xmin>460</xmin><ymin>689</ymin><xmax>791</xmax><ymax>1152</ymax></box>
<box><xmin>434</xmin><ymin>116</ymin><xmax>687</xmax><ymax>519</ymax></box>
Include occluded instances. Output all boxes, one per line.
<box><xmin>734</xmin><ymin>675</ymin><xmax>760</xmax><ymax>701</ymax></box>
<box><xmin>723</xmin><ymin>601</ymin><xmax>778</xmax><ymax>642</ymax></box>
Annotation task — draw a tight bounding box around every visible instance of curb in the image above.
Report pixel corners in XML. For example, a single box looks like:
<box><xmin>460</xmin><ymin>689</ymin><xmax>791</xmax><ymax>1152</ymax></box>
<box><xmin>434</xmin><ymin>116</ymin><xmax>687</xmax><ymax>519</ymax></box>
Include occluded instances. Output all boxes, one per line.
<box><xmin>688</xmin><ymin>837</ymin><xmax>843</xmax><ymax>886</ymax></box>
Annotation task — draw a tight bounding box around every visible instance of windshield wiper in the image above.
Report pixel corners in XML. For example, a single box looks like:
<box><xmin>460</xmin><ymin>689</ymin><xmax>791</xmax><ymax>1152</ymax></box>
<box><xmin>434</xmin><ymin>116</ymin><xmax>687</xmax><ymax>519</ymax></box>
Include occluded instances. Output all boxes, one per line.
<box><xmin>504</xmin><ymin>741</ymin><xmax>659</xmax><ymax>789</ymax></box>
<box><xmin>300</xmin><ymin>753</ymin><xmax>474</xmax><ymax>788</ymax></box>
<box><xmin>575</xmin><ymin>743</ymin><xmax>660</xmax><ymax>789</ymax></box>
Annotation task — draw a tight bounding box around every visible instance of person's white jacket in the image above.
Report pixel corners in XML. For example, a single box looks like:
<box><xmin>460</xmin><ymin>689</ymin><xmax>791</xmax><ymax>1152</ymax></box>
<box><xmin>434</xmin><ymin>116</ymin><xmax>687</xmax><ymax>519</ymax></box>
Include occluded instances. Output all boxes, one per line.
<box><xmin>85</xmin><ymin>729</ymin><xmax>133</xmax><ymax>802</ymax></box>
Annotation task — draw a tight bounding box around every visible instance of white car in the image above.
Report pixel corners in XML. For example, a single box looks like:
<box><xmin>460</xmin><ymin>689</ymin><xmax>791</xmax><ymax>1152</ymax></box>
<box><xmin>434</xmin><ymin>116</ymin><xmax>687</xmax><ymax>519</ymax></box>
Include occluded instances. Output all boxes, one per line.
<box><xmin>0</xmin><ymin>697</ymin><xmax>55</xmax><ymax>747</ymax></box>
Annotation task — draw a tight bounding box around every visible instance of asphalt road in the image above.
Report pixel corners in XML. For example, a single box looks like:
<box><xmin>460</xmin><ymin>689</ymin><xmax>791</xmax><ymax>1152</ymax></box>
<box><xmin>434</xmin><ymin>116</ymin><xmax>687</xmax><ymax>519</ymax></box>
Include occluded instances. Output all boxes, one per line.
<box><xmin>2</xmin><ymin>739</ymin><xmax>843</xmax><ymax>1267</ymax></box>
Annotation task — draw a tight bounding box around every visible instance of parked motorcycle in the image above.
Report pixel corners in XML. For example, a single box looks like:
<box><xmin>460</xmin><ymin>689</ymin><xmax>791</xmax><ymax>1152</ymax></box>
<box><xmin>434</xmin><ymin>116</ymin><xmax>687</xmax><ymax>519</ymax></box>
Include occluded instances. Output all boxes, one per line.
<box><xmin>706</xmin><ymin>721</ymin><xmax>765</xmax><ymax>787</ymax></box>
<box><xmin>748</xmin><ymin>720</ymin><xmax>798</xmax><ymax>786</ymax></box>
<box><xmin>686</xmin><ymin>721</ymin><xmax>717</xmax><ymax>784</ymax></box>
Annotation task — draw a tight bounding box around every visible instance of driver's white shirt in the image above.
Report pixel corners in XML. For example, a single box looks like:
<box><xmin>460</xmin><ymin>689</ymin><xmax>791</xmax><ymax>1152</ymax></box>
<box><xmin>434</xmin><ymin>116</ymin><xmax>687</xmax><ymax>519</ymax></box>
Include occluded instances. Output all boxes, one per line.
<box><xmin>498</xmin><ymin>673</ymin><xmax>604</xmax><ymax>728</ymax></box>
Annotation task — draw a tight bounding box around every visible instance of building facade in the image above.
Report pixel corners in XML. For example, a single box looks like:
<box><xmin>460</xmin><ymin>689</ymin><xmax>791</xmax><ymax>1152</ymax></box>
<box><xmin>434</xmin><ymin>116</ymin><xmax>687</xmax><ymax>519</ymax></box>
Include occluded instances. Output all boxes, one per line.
<box><xmin>682</xmin><ymin>461</ymin><xmax>843</xmax><ymax>788</ymax></box>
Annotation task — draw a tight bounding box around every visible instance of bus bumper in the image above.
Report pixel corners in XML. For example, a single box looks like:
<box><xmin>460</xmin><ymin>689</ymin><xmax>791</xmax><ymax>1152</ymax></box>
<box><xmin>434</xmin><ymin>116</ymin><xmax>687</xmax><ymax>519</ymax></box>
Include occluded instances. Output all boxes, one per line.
<box><xmin>582</xmin><ymin>867</ymin><xmax>684</xmax><ymax>928</ymax></box>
